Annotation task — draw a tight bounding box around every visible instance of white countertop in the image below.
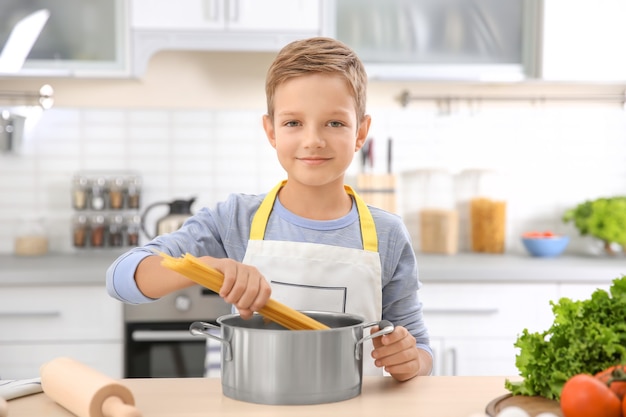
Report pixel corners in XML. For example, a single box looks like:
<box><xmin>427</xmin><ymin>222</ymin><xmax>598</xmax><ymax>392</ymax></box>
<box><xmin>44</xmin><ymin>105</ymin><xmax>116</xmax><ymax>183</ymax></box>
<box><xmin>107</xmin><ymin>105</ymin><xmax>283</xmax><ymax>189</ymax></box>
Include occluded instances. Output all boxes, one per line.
<box><xmin>416</xmin><ymin>253</ymin><xmax>625</xmax><ymax>284</ymax></box>
<box><xmin>0</xmin><ymin>251</ymin><xmax>624</xmax><ymax>286</ymax></box>
<box><xmin>0</xmin><ymin>251</ymin><xmax>123</xmax><ymax>286</ymax></box>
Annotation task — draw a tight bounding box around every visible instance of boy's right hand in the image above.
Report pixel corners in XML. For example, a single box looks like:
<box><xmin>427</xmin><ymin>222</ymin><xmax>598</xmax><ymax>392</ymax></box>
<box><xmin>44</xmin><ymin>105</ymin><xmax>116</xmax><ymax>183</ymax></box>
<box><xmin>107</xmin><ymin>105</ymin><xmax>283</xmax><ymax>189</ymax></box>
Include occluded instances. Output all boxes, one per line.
<box><xmin>200</xmin><ymin>257</ymin><xmax>271</xmax><ymax>319</ymax></box>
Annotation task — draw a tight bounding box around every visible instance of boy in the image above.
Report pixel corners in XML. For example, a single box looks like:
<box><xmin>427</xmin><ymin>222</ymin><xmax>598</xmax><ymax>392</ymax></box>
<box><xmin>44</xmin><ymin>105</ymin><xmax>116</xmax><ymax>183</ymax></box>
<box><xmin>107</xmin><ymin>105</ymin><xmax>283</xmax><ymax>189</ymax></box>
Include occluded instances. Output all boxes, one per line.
<box><xmin>106</xmin><ymin>37</ymin><xmax>432</xmax><ymax>381</ymax></box>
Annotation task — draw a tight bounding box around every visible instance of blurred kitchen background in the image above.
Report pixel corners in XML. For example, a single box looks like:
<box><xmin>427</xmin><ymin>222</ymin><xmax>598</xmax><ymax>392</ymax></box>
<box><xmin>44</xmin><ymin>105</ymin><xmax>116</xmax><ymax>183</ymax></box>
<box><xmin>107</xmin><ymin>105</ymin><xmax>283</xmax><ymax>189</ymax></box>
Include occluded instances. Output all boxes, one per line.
<box><xmin>1</xmin><ymin>0</ymin><xmax>625</xmax><ymax>256</ymax></box>
<box><xmin>3</xmin><ymin>0</ymin><xmax>626</xmax><ymax>382</ymax></box>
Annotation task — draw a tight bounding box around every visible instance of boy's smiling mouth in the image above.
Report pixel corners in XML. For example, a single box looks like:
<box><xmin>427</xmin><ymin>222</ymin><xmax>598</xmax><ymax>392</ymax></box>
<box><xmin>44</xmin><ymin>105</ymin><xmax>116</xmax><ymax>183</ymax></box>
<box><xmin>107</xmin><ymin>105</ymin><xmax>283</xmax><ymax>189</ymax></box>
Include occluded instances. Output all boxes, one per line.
<box><xmin>298</xmin><ymin>156</ymin><xmax>331</xmax><ymax>165</ymax></box>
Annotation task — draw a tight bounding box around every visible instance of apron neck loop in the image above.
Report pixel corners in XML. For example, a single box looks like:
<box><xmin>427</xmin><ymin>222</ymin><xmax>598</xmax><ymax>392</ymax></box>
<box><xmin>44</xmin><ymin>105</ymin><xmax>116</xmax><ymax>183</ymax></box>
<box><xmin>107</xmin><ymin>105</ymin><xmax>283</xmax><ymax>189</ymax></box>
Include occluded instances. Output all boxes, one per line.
<box><xmin>250</xmin><ymin>181</ymin><xmax>378</xmax><ymax>252</ymax></box>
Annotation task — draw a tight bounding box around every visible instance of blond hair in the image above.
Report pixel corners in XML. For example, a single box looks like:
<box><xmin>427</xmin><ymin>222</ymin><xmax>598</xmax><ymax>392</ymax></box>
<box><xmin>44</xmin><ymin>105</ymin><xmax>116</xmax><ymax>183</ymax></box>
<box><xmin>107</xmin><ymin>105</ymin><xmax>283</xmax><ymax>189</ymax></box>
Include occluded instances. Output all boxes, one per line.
<box><xmin>265</xmin><ymin>37</ymin><xmax>367</xmax><ymax>122</ymax></box>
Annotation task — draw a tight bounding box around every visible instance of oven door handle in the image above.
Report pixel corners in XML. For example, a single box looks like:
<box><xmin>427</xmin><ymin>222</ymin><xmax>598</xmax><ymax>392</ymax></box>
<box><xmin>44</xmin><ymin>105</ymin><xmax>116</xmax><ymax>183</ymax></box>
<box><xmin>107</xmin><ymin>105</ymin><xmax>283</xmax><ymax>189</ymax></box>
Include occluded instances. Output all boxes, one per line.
<box><xmin>131</xmin><ymin>330</ymin><xmax>202</xmax><ymax>342</ymax></box>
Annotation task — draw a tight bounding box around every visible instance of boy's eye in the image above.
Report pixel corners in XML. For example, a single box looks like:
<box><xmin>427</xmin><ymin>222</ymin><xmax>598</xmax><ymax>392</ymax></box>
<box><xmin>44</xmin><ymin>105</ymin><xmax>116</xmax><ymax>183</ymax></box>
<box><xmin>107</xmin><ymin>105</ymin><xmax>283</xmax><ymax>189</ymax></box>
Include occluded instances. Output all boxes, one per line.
<box><xmin>284</xmin><ymin>120</ymin><xmax>301</xmax><ymax>127</ymax></box>
<box><xmin>328</xmin><ymin>121</ymin><xmax>344</xmax><ymax>128</ymax></box>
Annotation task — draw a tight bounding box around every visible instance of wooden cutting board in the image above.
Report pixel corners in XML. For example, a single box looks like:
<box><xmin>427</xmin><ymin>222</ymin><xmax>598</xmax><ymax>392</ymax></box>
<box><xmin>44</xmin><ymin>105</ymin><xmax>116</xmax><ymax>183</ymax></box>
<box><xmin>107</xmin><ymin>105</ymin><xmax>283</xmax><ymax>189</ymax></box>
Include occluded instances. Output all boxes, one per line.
<box><xmin>486</xmin><ymin>394</ymin><xmax>562</xmax><ymax>417</ymax></box>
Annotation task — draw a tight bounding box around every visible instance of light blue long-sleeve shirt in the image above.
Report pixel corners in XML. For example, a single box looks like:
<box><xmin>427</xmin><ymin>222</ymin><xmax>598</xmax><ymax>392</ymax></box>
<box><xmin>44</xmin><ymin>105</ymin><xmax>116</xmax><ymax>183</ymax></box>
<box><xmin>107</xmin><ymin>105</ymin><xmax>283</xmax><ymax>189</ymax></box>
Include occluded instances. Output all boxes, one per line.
<box><xmin>106</xmin><ymin>192</ymin><xmax>431</xmax><ymax>356</ymax></box>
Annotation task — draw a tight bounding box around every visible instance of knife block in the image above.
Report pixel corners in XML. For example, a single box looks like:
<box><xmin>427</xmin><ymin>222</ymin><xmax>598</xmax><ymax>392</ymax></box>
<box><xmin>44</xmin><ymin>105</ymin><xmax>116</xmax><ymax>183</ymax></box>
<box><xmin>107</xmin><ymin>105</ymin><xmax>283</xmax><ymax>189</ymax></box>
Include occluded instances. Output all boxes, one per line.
<box><xmin>40</xmin><ymin>357</ymin><xmax>142</xmax><ymax>417</ymax></box>
<box><xmin>356</xmin><ymin>174</ymin><xmax>397</xmax><ymax>213</ymax></box>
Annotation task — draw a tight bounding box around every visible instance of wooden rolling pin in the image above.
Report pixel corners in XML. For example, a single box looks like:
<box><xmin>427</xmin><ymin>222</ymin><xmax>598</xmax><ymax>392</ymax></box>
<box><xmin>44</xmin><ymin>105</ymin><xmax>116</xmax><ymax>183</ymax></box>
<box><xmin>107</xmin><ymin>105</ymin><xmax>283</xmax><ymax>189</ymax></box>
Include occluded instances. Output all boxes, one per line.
<box><xmin>40</xmin><ymin>357</ymin><xmax>142</xmax><ymax>417</ymax></box>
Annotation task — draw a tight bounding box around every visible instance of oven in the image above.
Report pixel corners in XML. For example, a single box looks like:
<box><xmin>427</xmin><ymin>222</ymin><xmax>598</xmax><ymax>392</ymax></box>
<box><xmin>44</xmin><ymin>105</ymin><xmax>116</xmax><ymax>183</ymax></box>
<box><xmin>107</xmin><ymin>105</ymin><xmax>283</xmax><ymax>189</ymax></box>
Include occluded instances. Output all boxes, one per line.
<box><xmin>123</xmin><ymin>286</ymin><xmax>232</xmax><ymax>378</ymax></box>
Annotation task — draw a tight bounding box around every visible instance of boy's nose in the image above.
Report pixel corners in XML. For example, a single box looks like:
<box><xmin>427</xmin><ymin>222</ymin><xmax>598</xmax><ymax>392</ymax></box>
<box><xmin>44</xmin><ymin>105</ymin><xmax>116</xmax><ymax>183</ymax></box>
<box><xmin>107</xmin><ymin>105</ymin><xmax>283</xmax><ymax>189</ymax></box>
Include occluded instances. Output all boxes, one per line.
<box><xmin>302</xmin><ymin>127</ymin><xmax>325</xmax><ymax>148</ymax></box>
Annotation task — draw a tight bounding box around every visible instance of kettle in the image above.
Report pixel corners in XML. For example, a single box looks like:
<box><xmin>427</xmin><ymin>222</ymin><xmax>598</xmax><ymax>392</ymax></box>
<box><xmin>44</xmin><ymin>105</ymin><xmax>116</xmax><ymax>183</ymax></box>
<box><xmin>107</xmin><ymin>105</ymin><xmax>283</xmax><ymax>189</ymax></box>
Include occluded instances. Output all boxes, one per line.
<box><xmin>140</xmin><ymin>197</ymin><xmax>196</xmax><ymax>240</ymax></box>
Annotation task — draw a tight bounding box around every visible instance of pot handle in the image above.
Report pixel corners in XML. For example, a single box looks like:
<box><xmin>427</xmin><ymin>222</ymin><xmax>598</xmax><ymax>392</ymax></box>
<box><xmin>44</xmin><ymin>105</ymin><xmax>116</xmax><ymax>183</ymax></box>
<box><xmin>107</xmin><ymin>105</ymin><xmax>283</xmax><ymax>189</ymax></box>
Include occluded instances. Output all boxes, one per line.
<box><xmin>189</xmin><ymin>321</ymin><xmax>232</xmax><ymax>361</ymax></box>
<box><xmin>355</xmin><ymin>320</ymin><xmax>394</xmax><ymax>360</ymax></box>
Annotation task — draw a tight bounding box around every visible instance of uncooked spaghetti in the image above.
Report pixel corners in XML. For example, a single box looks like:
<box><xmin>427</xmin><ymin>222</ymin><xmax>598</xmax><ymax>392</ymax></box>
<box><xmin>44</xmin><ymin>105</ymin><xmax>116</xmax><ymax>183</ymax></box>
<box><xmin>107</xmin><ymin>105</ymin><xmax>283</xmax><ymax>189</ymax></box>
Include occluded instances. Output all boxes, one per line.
<box><xmin>160</xmin><ymin>252</ymin><xmax>329</xmax><ymax>330</ymax></box>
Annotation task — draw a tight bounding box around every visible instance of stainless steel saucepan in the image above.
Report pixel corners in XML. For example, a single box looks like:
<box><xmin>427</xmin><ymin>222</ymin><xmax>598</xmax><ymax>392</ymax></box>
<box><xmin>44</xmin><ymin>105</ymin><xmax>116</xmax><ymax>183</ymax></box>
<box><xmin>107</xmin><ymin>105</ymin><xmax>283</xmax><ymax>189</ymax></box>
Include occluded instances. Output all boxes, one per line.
<box><xmin>190</xmin><ymin>311</ymin><xmax>394</xmax><ymax>405</ymax></box>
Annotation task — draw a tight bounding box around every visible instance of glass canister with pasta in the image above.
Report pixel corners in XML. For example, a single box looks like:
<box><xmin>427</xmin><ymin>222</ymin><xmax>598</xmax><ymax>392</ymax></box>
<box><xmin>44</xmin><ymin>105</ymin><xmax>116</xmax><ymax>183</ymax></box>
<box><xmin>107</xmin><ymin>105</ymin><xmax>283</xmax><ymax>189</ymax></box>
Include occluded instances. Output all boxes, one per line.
<box><xmin>458</xmin><ymin>169</ymin><xmax>507</xmax><ymax>254</ymax></box>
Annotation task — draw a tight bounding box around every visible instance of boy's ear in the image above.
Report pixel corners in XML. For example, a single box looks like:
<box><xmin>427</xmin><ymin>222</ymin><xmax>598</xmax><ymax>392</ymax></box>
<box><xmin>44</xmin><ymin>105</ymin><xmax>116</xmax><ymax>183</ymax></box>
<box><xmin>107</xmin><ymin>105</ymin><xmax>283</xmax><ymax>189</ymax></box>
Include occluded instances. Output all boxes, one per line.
<box><xmin>354</xmin><ymin>115</ymin><xmax>371</xmax><ymax>152</ymax></box>
<box><xmin>262</xmin><ymin>115</ymin><xmax>277</xmax><ymax>148</ymax></box>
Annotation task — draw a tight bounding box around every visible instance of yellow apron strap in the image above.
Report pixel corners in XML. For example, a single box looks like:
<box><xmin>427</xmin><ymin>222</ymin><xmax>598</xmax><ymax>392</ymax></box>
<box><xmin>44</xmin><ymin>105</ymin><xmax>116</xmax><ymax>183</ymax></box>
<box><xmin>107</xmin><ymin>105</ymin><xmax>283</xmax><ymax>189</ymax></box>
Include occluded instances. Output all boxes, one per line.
<box><xmin>250</xmin><ymin>181</ymin><xmax>378</xmax><ymax>252</ymax></box>
<box><xmin>344</xmin><ymin>185</ymin><xmax>378</xmax><ymax>252</ymax></box>
<box><xmin>249</xmin><ymin>180</ymin><xmax>286</xmax><ymax>241</ymax></box>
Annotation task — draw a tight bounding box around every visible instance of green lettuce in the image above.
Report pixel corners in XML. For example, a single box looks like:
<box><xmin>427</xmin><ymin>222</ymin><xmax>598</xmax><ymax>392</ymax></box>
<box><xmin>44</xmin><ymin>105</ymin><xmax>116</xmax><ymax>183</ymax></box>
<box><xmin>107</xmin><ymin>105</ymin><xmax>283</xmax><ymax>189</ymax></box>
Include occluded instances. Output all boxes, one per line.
<box><xmin>563</xmin><ymin>196</ymin><xmax>626</xmax><ymax>246</ymax></box>
<box><xmin>505</xmin><ymin>275</ymin><xmax>626</xmax><ymax>400</ymax></box>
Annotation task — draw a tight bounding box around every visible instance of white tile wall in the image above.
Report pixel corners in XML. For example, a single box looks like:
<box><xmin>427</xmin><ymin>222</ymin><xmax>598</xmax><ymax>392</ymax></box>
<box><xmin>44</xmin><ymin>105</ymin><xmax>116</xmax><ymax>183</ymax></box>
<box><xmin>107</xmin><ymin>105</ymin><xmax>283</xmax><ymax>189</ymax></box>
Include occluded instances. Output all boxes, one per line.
<box><xmin>1</xmin><ymin>105</ymin><xmax>625</xmax><ymax>255</ymax></box>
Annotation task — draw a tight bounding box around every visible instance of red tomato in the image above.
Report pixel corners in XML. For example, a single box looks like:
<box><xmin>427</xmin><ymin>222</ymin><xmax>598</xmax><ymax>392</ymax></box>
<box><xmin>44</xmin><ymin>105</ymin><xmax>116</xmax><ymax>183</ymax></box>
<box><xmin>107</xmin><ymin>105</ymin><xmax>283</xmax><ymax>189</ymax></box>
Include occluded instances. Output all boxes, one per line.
<box><xmin>542</xmin><ymin>231</ymin><xmax>555</xmax><ymax>237</ymax></box>
<box><xmin>522</xmin><ymin>231</ymin><xmax>541</xmax><ymax>238</ymax></box>
<box><xmin>595</xmin><ymin>364</ymin><xmax>626</xmax><ymax>400</ymax></box>
<box><xmin>560</xmin><ymin>374</ymin><xmax>621</xmax><ymax>417</ymax></box>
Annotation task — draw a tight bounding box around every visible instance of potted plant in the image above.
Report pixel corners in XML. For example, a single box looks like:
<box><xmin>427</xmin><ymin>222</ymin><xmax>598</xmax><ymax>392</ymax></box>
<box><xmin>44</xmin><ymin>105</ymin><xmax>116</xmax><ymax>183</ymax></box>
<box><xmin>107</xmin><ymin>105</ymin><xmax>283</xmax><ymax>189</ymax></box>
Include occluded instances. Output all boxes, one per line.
<box><xmin>562</xmin><ymin>196</ymin><xmax>626</xmax><ymax>255</ymax></box>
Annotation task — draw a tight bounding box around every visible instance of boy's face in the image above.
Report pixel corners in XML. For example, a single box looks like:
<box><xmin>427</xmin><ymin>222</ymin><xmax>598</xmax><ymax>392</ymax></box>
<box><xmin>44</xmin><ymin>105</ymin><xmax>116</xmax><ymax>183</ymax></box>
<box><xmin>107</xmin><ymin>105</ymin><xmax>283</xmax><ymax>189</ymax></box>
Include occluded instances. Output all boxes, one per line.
<box><xmin>263</xmin><ymin>73</ymin><xmax>370</xmax><ymax>188</ymax></box>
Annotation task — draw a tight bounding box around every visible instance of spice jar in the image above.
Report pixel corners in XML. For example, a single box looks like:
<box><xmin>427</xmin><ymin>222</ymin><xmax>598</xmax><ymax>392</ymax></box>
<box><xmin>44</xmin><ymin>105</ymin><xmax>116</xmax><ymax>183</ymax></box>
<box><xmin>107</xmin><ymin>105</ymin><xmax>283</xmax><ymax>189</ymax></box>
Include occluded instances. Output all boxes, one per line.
<box><xmin>108</xmin><ymin>214</ymin><xmax>125</xmax><ymax>247</ymax></box>
<box><xmin>126</xmin><ymin>177</ymin><xmax>142</xmax><ymax>209</ymax></box>
<box><xmin>126</xmin><ymin>214</ymin><xmax>141</xmax><ymax>246</ymax></box>
<box><xmin>71</xmin><ymin>175</ymin><xmax>89</xmax><ymax>210</ymax></box>
<box><xmin>90</xmin><ymin>214</ymin><xmax>107</xmax><ymax>247</ymax></box>
<box><xmin>72</xmin><ymin>214</ymin><xmax>89</xmax><ymax>248</ymax></box>
<box><xmin>108</xmin><ymin>177</ymin><xmax>126</xmax><ymax>210</ymax></box>
<box><xmin>90</xmin><ymin>177</ymin><xmax>107</xmax><ymax>211</ymax></box>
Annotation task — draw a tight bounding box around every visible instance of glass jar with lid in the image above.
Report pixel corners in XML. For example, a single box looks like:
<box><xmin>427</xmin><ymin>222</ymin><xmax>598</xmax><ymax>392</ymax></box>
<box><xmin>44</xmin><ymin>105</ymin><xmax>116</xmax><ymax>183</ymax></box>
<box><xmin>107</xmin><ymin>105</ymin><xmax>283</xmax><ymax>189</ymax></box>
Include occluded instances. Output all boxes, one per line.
<box><xmin>419</xmin><ymin>169</ymin><xmax>458</xmax><ymax>254</ymax></box>
<box><xmin>90</xmin><ymin>177</ymin><xmax>108</xmax><ymax>211</ymax></box>
<box><xmin>14</xmin><ymin>217</ymin><xmax>49</xmax><ymax>256</ymax></box>
<box><xmin>126</xmin><ymin>176</ymin><xmax>142</xmax><ymax>209</ymax></box>
<box><xmin>72</xmin><ymin>214</ymin><xmax>89</xmax><ymax>248</ymax></box>
<box><xmin>456</xmin><ymin>169</ymin><xmax>507</xmax><ymax>254</ymax></box>
<box><xmin>71</xmin><ymin>175</ymin><xmax>90</xmax><ymax>210</ymax></box>
<box><xmin>90</xmin><ymin>214</ymin><xmax>107</xmax><ymax>248</ymax></box>
<box><xmin>108</xmin><ymin>177</ymin><xmax>126</xmax><ymax>210</ymax></box>
<box><xmin>400</xmin><ymin>169</ymin><xmax>458</xmax><ymax>254</ymax></box>
<box><xmin>108</xmin><ymin>214</ymin><xmax>125</xmax><ymax>247</ymax></box>
<box><xmin>126</xmin><ymin>214</ymin><xmax>141</xmax><ymax>246</ymax></box>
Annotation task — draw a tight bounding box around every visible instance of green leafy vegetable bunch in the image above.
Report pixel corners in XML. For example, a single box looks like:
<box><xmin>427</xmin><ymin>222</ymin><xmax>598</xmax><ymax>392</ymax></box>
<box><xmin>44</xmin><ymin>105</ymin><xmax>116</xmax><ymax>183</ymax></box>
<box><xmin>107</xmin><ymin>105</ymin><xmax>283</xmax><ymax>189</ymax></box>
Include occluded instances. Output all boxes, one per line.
<box><xmin>562</xmin><ymin>196</ymin><xmax>626</xmax><ymax>248</ymax></box>
<box><xmin>505</xmin><ymin>275</ymin><xmax>626</xmax><ymax>400</ymax></box>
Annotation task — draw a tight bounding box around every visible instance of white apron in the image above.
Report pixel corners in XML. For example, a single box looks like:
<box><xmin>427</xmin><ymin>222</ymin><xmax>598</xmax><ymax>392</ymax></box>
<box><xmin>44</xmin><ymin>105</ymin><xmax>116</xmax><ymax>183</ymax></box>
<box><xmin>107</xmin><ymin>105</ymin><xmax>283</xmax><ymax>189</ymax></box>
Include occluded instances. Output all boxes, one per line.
<box><xmin>241</xmin><ymin>180</ymin><xmax>384</xmax><ymax>375</ymax></box>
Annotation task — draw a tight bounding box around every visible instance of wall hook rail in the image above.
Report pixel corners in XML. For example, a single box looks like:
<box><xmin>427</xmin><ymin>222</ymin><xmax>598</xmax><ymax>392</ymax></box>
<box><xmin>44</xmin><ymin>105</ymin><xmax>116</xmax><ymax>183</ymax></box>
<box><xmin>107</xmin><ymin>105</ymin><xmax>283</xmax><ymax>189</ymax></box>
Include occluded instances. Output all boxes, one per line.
<box><xmin>0</xmin><ymin>84</ymin><xmax>54</xmax><ymax>109</ymax></box>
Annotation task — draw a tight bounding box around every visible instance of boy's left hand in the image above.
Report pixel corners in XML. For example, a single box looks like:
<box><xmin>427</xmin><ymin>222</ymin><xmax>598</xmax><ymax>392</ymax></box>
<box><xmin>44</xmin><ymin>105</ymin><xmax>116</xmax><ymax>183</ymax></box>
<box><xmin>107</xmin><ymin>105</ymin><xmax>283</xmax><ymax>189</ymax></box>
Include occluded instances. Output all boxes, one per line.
<box><xmin>370</xmin><ymin>325</ymin><xmax>431</xmax><ymax>381</ymax></box>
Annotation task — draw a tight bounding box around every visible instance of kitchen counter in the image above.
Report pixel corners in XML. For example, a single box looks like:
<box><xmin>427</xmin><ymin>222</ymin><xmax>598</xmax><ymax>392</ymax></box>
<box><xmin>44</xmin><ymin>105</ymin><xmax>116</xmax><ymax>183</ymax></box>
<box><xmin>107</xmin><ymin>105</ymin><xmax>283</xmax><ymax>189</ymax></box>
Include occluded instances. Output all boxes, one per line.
<box><xmin>7</xmin><ymin>376</ymin><xmax>517</xmax><ymax>417</ymax></box>
<box><xmin>417</xmin><ymin>253</ymin><xmax>625</xmax><ymax>284</ymax></box>
<box><xmin>0</xmin><ymin>252</ymin><xmax>122</xmax><ymax>286</ymax></box>
<box><xmin>0</xmin><ymin>252</ymin><xmax>623</xmax><ymax>286</ymax></box>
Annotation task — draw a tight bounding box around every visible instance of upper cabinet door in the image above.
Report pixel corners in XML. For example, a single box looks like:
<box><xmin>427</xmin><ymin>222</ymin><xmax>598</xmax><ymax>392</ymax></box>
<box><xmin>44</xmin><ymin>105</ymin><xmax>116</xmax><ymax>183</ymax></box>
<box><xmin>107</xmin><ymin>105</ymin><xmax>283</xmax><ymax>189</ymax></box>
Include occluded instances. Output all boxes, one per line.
<box><xmin>322</xmin><ymin>0</ymin><xmax>541</xmax><ymax>81</ymax></box>
<box><xmin>541</xmin><ymin>0</ymin><xmax>626</xmax><ymax>81</ymax></box>
<box><xmin>131</xmin><ymin>0</ymin><xmax>319</xmax><ymax>32</ymax></box>
<box><xmin>0</xmin><ymin>0</ymin><xmax>128</xmax><ymax>77</ymax></box>
<box><xmin>131</xmin><ymin>0</ymin><xmax>226</xmax><ymax>30</ymax></box>
<box><xmin>226</xmin><ymin>0</ymin><xmax>319</xmax><ymax>32</ymax></box>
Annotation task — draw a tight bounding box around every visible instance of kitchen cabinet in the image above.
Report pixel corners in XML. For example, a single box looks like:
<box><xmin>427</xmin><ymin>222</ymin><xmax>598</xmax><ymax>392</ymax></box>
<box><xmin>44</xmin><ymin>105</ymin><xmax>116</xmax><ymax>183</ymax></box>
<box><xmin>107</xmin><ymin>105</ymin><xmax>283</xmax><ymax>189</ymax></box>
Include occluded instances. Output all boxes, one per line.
<box><xmin>421</xmin><ymin>280</ymin><xmax>612</xmax><ymax>376</ymax></box>
<box><xmin>131</xmin><ymin>0</ymin><xmax>319</xmax><ymax>32</ymax></box>
<box><xmin>0</xmin><ymin>0</ymin><xmax>128</xmax><ymax>77</ymax></box>
<box><xmin>0</xmin><ymin>285</ymin><xmax>123</xmax><ymax>380</ymax></box>
<box><xmin>321</xmin><ymin>0</ymin><xmax>541</xmax><ymax>81</ymax></box>
<box><xmin>541</xmin><ymin>0</ymin><xmax>626</xmax><ymax>81</ymax></box>
<box><xmin>130</xmin><ymin>0</ymin><xmax>321</xmax><ymax>76</ymax></box>
<box><xmin>421</xmin><ymin>282</ymin><xmax>557</xmax><ymax>376</ymax></box>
